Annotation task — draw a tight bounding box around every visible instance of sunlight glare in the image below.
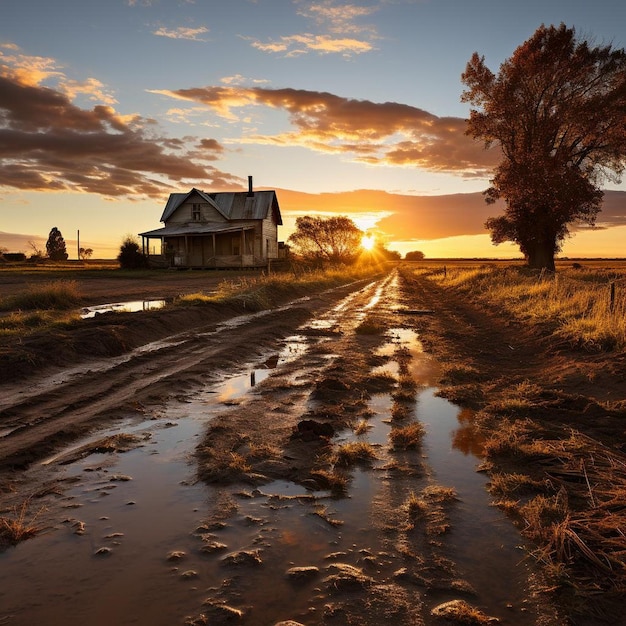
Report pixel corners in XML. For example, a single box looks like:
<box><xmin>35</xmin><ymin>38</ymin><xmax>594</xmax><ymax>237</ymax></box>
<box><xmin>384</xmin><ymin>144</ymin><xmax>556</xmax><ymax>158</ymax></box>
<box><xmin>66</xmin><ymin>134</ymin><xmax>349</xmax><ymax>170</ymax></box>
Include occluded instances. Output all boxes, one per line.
<box><xmin>361</xmin><ymin>235</ymin><xmax>375</xmax><ymax>251</ymax></box>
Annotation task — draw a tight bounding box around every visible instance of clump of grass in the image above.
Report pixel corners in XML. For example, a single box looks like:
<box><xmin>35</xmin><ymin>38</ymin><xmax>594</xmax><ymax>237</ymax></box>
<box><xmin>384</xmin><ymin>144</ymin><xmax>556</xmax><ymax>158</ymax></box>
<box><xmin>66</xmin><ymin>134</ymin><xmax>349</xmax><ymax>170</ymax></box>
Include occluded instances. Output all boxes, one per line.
<box><xmin>0</xmin><ymin>500</ymin><xmax>44</xmax><ymax>546</ymax></box>
<box><xmin>0</xmin><ymin>280</ymin><xmax>82</xmax><ymax>311</ymax></box>
<box><xmin>353</xmin><ymin>419</ymin><xmax>372</xmax><ymax>435</ymax></box>
<box><xmin>391</xmin><ymin>402</ymin><xmax>412</xmax><ymax>421</ymax></box>
<box><xmin>332</xmin><ymin>441</ymin><xmax>377</xmax><ymax>466</ymax></box>
<box><xmin>389</xmin><ymin>422</ymin><xmax>425</xmax><ymax>449</ymax></box>
<box><xmin>405</xmin><ymin>491</ymin><xmax>428</xmax><ymax>520</ymax></box>
<box><xmin>310</xmin><ymin>469</ymin><xmax>349</xmax><ymax>495</ymax></box>
<box><xmin>488</xmin><ymin>472</ymin><xmax>546</xmax><ymax>496</ymax></box>
<box><xmin>0</xmin><ymin>310</ymin><xmax>80</xmax><ymax>336</ymax></box>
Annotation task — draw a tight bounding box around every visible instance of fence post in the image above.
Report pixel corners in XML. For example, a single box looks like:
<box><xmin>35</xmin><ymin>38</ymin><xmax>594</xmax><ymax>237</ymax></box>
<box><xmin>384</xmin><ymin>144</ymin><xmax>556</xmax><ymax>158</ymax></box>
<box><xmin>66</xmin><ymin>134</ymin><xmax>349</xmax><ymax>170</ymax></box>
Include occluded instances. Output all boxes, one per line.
<box><xmin>610</xmin><ymin>282</ymin><xmax>616</xmax><ymax>313</ymax></box>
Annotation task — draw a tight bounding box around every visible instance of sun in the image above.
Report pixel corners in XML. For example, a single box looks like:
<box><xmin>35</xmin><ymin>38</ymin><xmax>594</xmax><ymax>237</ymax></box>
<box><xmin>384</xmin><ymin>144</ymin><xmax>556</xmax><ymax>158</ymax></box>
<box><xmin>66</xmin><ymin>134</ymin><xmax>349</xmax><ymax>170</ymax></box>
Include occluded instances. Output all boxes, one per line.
<box><xmin>361</xmin><ymin>235</ymin><xmax>375</xmax><ymax>251</ymax></box>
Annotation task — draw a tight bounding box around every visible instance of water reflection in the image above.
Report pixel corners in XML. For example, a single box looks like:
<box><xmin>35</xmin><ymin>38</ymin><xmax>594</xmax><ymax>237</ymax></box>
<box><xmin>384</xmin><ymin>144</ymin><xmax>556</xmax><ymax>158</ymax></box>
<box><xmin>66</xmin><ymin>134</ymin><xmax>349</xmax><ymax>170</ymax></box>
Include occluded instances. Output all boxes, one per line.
<box><xmin>80</xmin><ymin>299</ymin><xmax>167</xmax><ymax>318</ymax></box>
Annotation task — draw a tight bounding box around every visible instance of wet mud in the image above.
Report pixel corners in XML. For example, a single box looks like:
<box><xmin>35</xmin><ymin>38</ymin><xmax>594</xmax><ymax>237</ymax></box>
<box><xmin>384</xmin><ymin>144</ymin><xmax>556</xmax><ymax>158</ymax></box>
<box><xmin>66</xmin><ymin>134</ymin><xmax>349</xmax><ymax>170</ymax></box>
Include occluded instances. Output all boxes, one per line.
<box><xmin>0</xmin><ymin>269</ymin><xmax>547</xmax><ymax>625</ymax></box>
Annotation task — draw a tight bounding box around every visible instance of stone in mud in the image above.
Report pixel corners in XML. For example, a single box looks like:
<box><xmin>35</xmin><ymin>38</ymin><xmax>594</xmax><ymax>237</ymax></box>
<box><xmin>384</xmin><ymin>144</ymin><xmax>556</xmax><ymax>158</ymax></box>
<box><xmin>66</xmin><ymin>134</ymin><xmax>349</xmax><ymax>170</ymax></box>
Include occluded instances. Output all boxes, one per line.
<box><xmin>292</xmin><ymin>419</ymin><xmax>335</xmax><ymax>441</ymax></box>
<box><xmin>430</xmin><ymin>599</ymin><xmax>499</xmax><ymax>624</ymax></box>
<box><xmin>285</xmin><ymin>566</ymin><xmax>320</xmax><ymax>582</ymax></box>
<box><xmin>199</xmin><ymin>541</ymin><xmax>228</xmax><ymax>554</ymax></box>
<box><xmin>180</xmin><ymin>569</ymin><xmax>199</xmax><ymax>579</ymax></box>
<box><xmin>274</xmin><ymin>622</ymin><xmax>306</xmax><ymax>626</ymax></box>
<box><xmin>167</xmin><ymin>550</ymin><xmax>186</xmax><ymax>561</ymax></box>
<box><xmin>201</xmin><ymin>599</ymin><xmax>244</xmax><ymax>622</ymax></box>
<box><xmin>323</xmin><ymin>563</ymin><xmax>373</xmax><ymax>592</ymax></box>
<box><xmin>94</xmin><ymin>546</ymin><xmax>112</xmax><ymax>556</ymax></box>
<box><xmin>220</xmin><ymin>549</ymin><xmax>262</xmax><ymax>567</ymax></box>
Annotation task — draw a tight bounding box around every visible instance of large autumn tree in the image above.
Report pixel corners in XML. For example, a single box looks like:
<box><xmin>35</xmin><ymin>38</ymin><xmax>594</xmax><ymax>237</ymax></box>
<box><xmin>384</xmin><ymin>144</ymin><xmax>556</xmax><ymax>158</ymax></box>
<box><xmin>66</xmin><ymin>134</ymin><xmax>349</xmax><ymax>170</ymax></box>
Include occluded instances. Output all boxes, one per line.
<box><xmin>462</xmin><ymin>24</ymin><xmax>626</xmax><ymax>270</ymax></box>
<box><xmin>288</xmin><ymin>215</ymin><xmax>362</xmax><ymax>265</ymax></box>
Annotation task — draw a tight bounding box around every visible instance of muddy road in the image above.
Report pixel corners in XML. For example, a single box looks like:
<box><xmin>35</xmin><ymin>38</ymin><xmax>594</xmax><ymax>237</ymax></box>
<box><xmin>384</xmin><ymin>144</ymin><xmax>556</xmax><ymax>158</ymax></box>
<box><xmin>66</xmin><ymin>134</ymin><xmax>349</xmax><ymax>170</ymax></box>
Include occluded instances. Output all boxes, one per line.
<box><xmin>0</xmin><ymin>268</ymin><xmax>548</xmax><ymax>625</ymax></box>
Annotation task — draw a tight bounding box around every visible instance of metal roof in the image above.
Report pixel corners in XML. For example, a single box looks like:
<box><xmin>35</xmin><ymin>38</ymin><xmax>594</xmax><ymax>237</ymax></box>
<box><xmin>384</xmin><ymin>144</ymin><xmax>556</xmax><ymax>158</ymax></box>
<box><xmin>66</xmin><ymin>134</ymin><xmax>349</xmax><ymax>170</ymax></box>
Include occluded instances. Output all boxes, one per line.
<box><xmin>139</xmin><ymin>221</ymin><xmax>258</xmax><ymax>238</ymax></box>
<box><xmin>159</xmin><ymin>188</ymin><xmax>282</xmax><ymax>225</ymax></box>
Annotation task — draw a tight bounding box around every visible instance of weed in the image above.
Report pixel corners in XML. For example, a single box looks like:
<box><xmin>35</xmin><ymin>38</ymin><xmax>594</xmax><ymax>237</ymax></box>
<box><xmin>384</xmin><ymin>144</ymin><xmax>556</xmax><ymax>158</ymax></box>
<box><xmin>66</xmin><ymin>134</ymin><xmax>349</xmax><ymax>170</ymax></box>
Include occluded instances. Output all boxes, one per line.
<box><xmin>0</xmin><ymin>280</ymin><xmax>82</xmax><ymax>311</ymax></box>
<box><xmin>405</xmin><ymin>491</ymin><xmax>427</xmax><ymax>520</ymax></box>
<box><xmin>332</xmin><ymin>441</ymin><xmax>377</xmax><ymax>466</ymax></box>
<box><xmin>0</xmin><ymin>500</ymin><xmax>44</xmax><ymax>546</ymax></box>
<box><xmin>310</xmin><ymin>469</ymin><xmax>349</xmax><ymax>495</ymax></box>
<box><xmin>389</xmin><ymin>422</ymin><xmax>425</xmax><ymax>449</ymax></box>
<box><xmin>353</xmin><ymin>419</ymin><xmax>372</xmax><ymax>435</ymax></box>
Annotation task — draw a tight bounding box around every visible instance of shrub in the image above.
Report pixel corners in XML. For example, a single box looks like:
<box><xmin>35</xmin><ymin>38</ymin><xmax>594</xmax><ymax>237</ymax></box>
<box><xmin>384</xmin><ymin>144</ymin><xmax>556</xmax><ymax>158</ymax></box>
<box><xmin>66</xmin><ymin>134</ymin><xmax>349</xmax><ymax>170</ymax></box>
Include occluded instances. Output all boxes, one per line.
<box><xmin>118</xmin><ymin>236</ymin><xmax>148</xmax><ymax>269</ymax></box>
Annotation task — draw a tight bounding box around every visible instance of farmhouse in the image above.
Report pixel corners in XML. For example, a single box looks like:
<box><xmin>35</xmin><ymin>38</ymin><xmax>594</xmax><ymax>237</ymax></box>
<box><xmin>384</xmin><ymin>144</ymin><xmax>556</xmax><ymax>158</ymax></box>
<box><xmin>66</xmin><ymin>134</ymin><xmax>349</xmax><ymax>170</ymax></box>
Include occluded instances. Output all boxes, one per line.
<box><xmin>139</xmin><ymin>177</ymin><xmax>283</xmax><ymax>269</ymax></box>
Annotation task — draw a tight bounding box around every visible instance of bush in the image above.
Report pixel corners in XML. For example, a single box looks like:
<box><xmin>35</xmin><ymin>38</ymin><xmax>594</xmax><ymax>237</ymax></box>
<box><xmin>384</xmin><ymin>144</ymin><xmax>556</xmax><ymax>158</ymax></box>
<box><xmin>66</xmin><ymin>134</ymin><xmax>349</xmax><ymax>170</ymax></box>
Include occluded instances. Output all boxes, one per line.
<box><xmin>117</xmin><ymin>236</ymin><xmax>148</xmax><ymax>269</ymax></box>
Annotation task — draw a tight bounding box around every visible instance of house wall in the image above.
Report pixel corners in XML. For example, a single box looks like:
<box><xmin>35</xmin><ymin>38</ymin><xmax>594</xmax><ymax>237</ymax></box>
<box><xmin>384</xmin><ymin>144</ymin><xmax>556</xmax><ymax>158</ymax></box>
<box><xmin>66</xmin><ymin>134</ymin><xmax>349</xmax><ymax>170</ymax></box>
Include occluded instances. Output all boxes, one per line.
<box><xmin>168</xmin><ymin>193</ymin><xmax>226</xmax><ymax>225</ymax></box>
<box><xmin>262</xmin><ymin>217</ymin><xmax>279</xmax><ymax>258</ymax></box>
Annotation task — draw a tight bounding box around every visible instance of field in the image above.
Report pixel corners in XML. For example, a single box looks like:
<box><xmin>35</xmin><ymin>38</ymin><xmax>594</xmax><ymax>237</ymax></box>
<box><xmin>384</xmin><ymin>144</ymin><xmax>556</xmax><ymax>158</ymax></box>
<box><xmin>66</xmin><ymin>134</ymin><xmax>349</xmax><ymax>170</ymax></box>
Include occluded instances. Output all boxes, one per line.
<box><xmin>0</xmin><ymin>260</ymin><xmax>625</xmax><ymax>626</ymax></box>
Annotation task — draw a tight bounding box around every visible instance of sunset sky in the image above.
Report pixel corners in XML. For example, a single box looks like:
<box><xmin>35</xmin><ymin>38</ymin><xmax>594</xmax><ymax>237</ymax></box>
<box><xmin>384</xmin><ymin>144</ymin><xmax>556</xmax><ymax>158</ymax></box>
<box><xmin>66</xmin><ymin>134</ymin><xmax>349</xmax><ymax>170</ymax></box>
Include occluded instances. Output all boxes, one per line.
<box><xmin>1</xmin><ymin>0</ymin><xmax>625</xmax><ymax>259</ymax></box>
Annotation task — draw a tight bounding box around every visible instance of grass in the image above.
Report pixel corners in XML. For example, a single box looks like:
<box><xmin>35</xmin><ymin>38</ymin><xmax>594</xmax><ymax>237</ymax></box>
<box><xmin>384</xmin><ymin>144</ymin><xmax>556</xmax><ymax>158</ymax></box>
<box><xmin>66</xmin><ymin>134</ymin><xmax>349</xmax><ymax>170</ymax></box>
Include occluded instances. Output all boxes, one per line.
<box><xmin>176</xmin><ymin>264</ymin><xmax>386</xmax><ymax>311</ymax></box>
<box><xmin>0</xmin><ymin>309</ymin><xmax>80</xmax><ymax>337</ymax></box>
<box><xmin>332</xmin><ymin>441</ymin><xmax>377</xmax><ymax>467</ymax></box>
<box><xmin>389</xmin><ymin>422</ymin><xmax>425</xmax><ymax>449</ymax></box>
<box><xmin>309</xmin><ymin>469</ymin><xmax>349</xmax><ymax>496</ymax></box>
<box><xmin>418</xmin><ymin>263</ymin><xmax>626</xmax><ymax>350</ymax></box>
<box><xmin>0</xmin><ymin>280</ymin><xmax>83</xmax><ymax>311</ymax></box>
<box><xmin>0</xmin><ymin>500</ymin><xmax>44</xmax><ymax>547</ymax></box>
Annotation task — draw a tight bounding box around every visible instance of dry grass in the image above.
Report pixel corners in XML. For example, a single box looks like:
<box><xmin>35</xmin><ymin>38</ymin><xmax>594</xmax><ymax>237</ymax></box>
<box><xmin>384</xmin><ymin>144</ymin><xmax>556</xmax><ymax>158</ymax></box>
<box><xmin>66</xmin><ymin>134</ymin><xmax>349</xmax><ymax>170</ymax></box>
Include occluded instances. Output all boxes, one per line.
<box><xmin>422</xmin><ymin>263</ymin><xmax>626</xmax><ymax>350</ymax></box>
<box><xmin>309</xmin><ymin>469</ymin><xmax>349</xmax><ymax>496</ymax></box>
<box><xmin>482</xmin><ymin>424</ymin><xmax>626</xmax><ymax>618</ymax></box>
<box><xmin>0</xmin><ymin>280</ymin><xmax>83</xmax><ymax>311</ymax></box>
<box><xmin>389</xmin><ymin>422</ymin><xmax>425</xmax><ymax>449</ymax></box>
<box><xmin>332</xmin><ymin>441</ymin><xmax>377</xmax><ymax>467</ymax></box>
<box><xmin>0</xmin><ymin>500</ymin><xmax>45</xmax><ymax>546</ymax></box>
<box><xmin>353</xmin><ymin>419</ymin><xmax>372</xmax><ymax>435</ymax></box>
<box><xmin>176</xmin><ymin>265</ymin><xmax>385</xmax><ymax>311</ymax></box>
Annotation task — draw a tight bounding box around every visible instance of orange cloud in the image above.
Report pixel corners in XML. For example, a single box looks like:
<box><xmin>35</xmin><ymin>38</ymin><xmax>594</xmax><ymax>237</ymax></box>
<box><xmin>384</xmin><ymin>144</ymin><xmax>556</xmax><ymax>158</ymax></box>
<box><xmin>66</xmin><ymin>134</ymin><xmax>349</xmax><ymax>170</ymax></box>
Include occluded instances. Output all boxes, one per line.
<box><xmin>158</xmin><ymin>85</ymin><xmax>499</xmax><ymax>175</ymax></box>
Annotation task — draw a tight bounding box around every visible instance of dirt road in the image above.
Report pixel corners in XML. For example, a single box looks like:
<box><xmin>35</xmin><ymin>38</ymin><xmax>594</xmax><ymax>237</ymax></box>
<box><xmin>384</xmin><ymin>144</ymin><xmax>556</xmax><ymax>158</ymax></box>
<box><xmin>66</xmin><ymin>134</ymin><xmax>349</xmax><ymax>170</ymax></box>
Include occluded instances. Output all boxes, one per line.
<box><xmin>1</xmin><ymin>265</ymin><xmax>622</xmax><ymax>625</ymax></box>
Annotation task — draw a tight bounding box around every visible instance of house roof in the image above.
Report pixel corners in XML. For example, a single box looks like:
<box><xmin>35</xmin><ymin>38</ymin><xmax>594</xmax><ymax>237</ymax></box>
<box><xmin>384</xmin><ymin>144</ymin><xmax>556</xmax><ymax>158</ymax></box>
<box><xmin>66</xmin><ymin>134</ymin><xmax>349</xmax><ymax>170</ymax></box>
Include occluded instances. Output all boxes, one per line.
<box><xmin>138</xmin><ymin>221</ymin><xmax>259</xmax><ymax>238</ymax></box>
<box><xmin>159</xmin><ymin>188</ymin><xmax>282</xmax><ymax>225</ymax></box>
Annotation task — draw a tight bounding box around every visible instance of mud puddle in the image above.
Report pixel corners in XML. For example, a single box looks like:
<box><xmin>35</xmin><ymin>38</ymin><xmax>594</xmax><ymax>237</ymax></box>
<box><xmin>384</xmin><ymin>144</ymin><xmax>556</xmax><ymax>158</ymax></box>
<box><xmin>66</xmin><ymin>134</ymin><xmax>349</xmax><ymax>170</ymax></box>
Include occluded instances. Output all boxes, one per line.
<box><xmin>0</xmin><ymin>279</ymin><xmax>534</xmax><ymax>626</ymax></box>
<box><xmin>80</xmin><ymin>299</ymin><xmax>168</xmax><ymax>318</ymax></box>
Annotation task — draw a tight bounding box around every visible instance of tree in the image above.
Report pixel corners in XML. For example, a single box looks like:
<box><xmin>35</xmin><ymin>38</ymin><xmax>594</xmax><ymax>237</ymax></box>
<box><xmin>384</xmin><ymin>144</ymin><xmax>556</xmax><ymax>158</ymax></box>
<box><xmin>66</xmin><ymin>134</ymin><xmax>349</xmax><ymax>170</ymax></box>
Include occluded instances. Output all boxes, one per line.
<box><xmin>117</xmin><ymin>236</ymin><xmax>148</xmax><ymax>269</ymax></box>
<box><xmin>79</xmin><ymin>247</ymin><xmax>94</xmax><ymax>260</ymax></box>
<box><xmin>46</xmin><ymin>227</ymin><xmax>68</xmax><ymax>261</ymax></box>
<box><xmin>461</xmin><ymin>24</ymin><xmax>626</xmax><ymax>270</ymax></box>
<box><xmin>404</xmin><ymin>250</ymin><xmax>425</xmax><ymax>261</ymax></box>
<box><xmin>287</xmin><ymin>216</ymin><xmax>363</xmax><ymax>265</ymax></box>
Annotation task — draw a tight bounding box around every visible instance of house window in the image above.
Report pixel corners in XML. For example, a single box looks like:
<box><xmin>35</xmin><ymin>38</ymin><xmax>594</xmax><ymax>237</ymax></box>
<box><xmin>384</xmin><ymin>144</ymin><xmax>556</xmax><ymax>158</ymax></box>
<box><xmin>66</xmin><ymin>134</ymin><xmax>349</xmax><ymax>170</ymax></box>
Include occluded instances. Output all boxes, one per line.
<box><xmin>232</xmin><ymin>243</ymin><xmax>240</xmax><ymax>256</ymax></box>
<box><xmin>192</xmin><ymin>204</ymin><xmax>201</xmax><ymax>221</ymax></box>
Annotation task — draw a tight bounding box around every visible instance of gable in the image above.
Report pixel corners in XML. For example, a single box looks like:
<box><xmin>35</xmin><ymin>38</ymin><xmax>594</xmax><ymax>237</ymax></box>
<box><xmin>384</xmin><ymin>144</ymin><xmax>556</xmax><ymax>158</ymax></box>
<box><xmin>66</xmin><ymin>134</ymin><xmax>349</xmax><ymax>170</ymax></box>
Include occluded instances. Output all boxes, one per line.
<box><xmin>161</xmin><ymin>188</ymin><xmax>227</xmax><ymax>224</ymax></box>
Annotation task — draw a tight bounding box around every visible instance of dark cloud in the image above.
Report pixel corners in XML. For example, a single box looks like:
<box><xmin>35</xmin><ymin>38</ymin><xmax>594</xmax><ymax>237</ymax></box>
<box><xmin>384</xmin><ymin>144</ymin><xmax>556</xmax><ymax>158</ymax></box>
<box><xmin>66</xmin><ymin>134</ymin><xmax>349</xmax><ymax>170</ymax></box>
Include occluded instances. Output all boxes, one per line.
<box><xmin>0</xmin><ymin>75</ymin><xmax>236</xmax><ymax>198</ymax></box>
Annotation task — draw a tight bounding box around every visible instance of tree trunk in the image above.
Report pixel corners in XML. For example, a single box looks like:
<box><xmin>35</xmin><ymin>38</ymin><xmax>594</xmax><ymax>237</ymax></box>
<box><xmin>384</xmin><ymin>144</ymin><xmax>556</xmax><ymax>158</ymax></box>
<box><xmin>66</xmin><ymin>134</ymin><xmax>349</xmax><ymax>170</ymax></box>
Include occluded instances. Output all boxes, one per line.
<box><xmin>526</xmin><ymin>239</ymin><xmax>556</xmax><ymax>271</ymax></box>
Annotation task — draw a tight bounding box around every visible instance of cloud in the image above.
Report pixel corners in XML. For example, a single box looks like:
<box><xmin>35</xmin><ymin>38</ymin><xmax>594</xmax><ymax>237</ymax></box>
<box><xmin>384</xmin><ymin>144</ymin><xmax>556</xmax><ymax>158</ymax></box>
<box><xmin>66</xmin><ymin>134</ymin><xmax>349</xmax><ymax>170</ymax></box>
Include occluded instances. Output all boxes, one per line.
<box><xmin>248</xmin><ymin>0</ymin><xmax>377</xmax><ymax>57</ymax></box>
<box><xmin>152</xmin><ymin>26</ymin><xmax>209</xmax><ymax>41</ymax></box>
<box><xmin>250</xmin><ymin>34</ymin><xmax>373</xmax><ymax>57</ymax></box>
<box><xmin>155</xmin><ymin>85</ymin><xmax>498</xmax><ymax>175</ymax></box>
<box><xmin>0</xmin><ymin>55</ymin><xmax>238</xmax><ymax>198</ymax></box>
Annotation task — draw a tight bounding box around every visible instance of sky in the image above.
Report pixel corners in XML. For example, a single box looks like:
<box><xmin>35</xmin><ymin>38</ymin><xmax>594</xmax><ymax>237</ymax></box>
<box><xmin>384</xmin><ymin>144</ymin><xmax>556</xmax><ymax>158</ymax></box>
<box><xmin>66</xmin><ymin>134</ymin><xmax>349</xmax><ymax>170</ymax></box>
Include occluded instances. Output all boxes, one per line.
<box><xmin>1</xmin><ymin>0</ymin><xmax>625</xmax><ymax>260</ymax></box>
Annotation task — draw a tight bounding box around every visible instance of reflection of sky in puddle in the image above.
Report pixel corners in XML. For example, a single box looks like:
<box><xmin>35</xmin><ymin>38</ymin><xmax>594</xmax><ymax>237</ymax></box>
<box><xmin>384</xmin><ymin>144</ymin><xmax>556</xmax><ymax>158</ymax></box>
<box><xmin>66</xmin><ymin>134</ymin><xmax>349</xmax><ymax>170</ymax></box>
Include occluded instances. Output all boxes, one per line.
<box><xmin>80</xmin><ymin>300</ymin><xmax>167</xmax><ymax>318</ymax></box>
<box><xmin>1</xmin><ymin>278</ymin><xmax>534</xmax><ymax>626</ymax></box>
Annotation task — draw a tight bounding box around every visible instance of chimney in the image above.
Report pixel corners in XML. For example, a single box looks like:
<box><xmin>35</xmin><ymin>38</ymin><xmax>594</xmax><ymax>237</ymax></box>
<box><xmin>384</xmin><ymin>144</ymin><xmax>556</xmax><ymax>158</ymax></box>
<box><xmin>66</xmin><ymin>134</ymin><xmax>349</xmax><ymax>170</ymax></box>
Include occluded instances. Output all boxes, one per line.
<box><xmin>247</xmin><ymin>175</ymin><xmax>254</xmax><ymax>197</ymax></box>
